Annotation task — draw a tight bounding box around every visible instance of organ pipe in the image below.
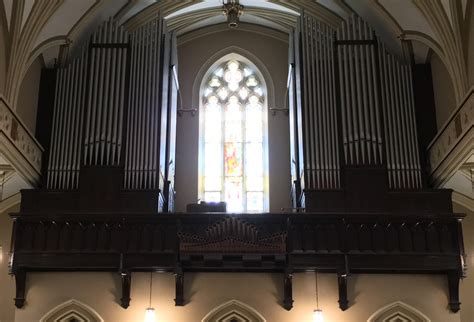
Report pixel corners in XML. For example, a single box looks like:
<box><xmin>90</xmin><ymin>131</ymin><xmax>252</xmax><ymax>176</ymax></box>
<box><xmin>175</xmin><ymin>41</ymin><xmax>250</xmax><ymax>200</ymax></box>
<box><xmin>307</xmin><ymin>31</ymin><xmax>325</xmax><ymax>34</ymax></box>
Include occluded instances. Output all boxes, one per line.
<box><xmin>47</xmin><ymin>16</ymin><xmax>177</xmax><ymax>196</ymax></box>
<box><xmin>291</xmin><ymin>12</ymin><xmax>422</xmax><ymax>196</ymax></box>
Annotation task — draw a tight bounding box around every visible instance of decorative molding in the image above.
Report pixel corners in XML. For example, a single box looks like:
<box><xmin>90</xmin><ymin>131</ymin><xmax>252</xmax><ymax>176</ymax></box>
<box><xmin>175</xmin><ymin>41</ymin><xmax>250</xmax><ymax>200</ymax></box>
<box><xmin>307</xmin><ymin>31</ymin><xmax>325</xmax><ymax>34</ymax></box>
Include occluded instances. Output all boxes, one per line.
<box><xmin>367</xmin><ymin>301</ymin><xmax>431</xmax><ymax>322</ymax></box>
<box><xmin>202</xmin><ymin>300</ymin><xmax>266</xmax><ymax>322</ymax></box>
<box><xmin>427</xmin><ymin>86</ymin><xmax>473</xmax><ymax>187</ymax></box>
<box><xmin>39</xmin><ymin>299</ymin><xmax>104</xmax><ymax>322</ymax></box>
<box><xmin>0</xmin><ymin>95</ymin><xmax>43</xmax><ymax>185</ymax></box>
<box><xmin>452</xmin><ymin>191</ymin><xmax>474</xmax><ymax>212</ymax></box>
<box><xmin>0</xmin><ymin>192</ymin><xmax>21</xmax><ymax>214</ymax></box>
<box><xmin>178</xmin><ymin>22</ymin><xmax>288</xmax><ymax>45</ymax></box>
<box><xmin>178</xmin><ymin>217</ymin><xmax>287</xmax><ymax>253</ymax></box>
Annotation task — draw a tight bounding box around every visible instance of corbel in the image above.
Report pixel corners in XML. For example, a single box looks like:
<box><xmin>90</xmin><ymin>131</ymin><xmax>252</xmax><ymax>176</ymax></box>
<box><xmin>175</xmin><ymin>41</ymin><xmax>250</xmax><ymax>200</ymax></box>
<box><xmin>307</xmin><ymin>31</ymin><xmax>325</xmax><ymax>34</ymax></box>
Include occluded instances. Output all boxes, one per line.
<box><xmin>174</xmin><ymin>266</ymin><xmax>184</xmax><ymax>306</ymax></box>
<box><xmin>447</xmin><ymin>270</ymin><xmax>461</xmax><ymax>313</ymax></box>
<box><xmin>120</xmin><ymin>271</ymin><xmax>132</xmax><ymax>309</ymax></box>
<box><xmin>283</xmin><ymin>267</ymin><xmax>293</xmax><ymax>311</ymax></box>
<box><xmin>14</xmin><ymin>269</ymin><xmax>26</xmax><ymax>308</ymax></box>
<box><xmin>337</xmin><ymin>255</ymin><xmax>350</xmax><ymax>311</ymax></box>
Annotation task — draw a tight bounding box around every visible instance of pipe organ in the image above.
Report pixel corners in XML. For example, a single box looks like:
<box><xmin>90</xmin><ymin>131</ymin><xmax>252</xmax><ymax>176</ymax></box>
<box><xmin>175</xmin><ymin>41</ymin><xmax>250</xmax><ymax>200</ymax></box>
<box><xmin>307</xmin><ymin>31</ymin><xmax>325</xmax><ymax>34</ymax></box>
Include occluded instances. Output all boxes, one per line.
<box><xmin>289</xmin><ymin>13</ymin><xmax>426</xmax><ymax>210</ymax></box>
<box><xmin>46</xmin><ymin>16</ymin><xmax>178</xmax><ymax>211</ymax></box>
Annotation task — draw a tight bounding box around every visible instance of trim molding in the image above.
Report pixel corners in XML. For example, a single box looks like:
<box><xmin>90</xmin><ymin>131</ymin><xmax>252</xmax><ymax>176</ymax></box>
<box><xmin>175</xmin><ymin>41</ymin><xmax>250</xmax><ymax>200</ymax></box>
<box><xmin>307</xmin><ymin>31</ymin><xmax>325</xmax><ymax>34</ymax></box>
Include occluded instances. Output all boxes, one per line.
<box><xmin>452</xmin><ymin>191</ymin><xmax>474</xmax><ymax>212</ymax></box>
<box><xmin>0</xmin><ymin>192</ymin><xmax>20</xmax><ymax>214</ymax></box>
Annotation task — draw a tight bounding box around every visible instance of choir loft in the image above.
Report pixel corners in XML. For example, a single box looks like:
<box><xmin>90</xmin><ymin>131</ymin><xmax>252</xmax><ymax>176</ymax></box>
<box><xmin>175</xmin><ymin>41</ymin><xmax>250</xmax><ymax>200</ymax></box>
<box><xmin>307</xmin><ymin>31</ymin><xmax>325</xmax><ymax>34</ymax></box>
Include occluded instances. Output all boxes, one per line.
<box><xmin>0</xmin><ymin>1</ymin><xmax>473</xmax><ymax>322</ymax></box>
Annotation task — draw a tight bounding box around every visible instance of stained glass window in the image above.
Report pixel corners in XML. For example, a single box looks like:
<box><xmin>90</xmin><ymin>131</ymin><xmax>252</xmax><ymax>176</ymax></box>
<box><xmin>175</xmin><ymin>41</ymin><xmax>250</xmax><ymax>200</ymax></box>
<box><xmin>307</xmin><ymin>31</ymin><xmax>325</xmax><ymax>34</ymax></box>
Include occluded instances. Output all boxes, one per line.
<box><xmin>200</xmin><ymin>58</ymin><xmax>267</xmax><ymax>212</ymax></box>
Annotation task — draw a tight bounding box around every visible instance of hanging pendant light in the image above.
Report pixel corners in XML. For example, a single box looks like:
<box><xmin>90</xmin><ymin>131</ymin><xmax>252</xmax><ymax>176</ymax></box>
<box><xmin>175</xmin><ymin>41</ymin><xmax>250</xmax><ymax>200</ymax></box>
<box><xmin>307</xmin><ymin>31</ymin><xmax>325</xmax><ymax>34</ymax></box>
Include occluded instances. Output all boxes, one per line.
<box><xmin>144</xmin><ymin>272</ymin><xmax>156</xmax><ymax>322</ymax></box>
<box><xmin>222</xmin><ymin>0</ymin><xmax>244</xmax><ymax>28</ymax></box>
<box><xmin>312</xmin><ymin>272</ymin><xmax>324</xmax><ymax>322</ymax></box>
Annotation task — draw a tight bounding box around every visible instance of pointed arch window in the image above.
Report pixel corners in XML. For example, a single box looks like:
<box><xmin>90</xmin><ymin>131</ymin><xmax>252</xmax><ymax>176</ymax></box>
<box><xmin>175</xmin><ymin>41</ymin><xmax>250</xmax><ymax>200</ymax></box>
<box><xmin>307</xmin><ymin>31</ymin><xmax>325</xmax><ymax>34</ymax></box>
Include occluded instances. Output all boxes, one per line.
<box><xmin>200</xmin><ymin>55</ymin><xmax>268</xmax><ymax>212</ymax></box>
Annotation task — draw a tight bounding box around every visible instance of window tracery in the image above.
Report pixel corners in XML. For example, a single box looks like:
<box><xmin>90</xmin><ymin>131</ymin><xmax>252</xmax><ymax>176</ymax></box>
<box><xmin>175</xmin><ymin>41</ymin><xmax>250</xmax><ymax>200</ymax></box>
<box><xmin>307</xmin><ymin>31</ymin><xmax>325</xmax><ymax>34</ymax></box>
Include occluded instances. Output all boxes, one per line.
<box><xmin>201</xmin><ymin>57</ymin><xmax>267</xmax><ymax>212</ymax></box>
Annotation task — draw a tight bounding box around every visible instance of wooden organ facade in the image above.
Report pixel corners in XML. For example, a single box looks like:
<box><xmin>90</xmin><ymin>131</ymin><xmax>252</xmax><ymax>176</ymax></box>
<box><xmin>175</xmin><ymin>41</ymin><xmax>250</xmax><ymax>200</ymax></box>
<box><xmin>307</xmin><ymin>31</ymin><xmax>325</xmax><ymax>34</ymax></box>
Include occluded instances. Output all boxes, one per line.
<box><xmin>9</xmin><ymin>13</ymin><xmax>465</xmax><ymax>314</ymax></box>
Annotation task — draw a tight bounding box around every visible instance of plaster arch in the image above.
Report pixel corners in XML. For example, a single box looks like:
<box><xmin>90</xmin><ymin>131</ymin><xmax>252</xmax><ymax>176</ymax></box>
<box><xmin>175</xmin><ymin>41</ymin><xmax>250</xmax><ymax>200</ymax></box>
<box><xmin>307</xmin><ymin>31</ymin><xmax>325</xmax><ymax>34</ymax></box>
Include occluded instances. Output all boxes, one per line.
<box><xmin>367</xmin><ymin>301</ymin><xmax>431</xmax><ymax>322</ymax></box>
<box><xmin>202</xmin><ymin>300</ymin><xmax>266</xmax><ymax>322</ymax></box>
<box><xmin>39</xmin><ymin>299</ymin><xmax>104</xmax><ymax>322</ymax></box>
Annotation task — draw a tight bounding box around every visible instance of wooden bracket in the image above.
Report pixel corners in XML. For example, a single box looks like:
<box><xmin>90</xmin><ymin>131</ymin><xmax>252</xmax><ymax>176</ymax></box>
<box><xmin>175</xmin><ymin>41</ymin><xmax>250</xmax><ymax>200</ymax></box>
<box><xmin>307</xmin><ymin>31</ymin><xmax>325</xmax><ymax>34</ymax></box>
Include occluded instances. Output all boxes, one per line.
<box><xmin>175</xmin><ymin>267</ymin><xmax>184</xmax><ymax>306</ymax></box>
<box><xmin>120</xmin><ymin>271</ymin><xmax>132</xmax><ymax>309</ymax></box>
<box><xmin>337</xmin><ymin>272</ymin><xmax>349</xmax><ymax>311</ymax></box>
<box><xmin>283</xmin><ymin>269</ymin><xmax>293</xmax><ymax>311</ymax></box>
<box><xmin>14</xmin><ymin>270</ymin><xmax>26</xmax><ymax>308</ymax></box>
<box><xmin>447</xmin><ymin>271</ymin><xmax>461</xmax><ymax>313</ymax></box>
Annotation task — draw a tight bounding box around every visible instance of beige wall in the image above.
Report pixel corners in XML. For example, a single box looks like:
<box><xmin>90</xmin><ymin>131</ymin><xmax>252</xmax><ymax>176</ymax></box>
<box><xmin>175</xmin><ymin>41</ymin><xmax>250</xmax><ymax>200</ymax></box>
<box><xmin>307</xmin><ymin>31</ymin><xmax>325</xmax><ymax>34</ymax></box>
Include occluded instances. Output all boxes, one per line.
<box><xmin>8</xmin><ymin>271</ymin><xmax>461</xmax><ymax>322</ymax></box>
<box><xmin>175</xmin><ymin>25</ymin><xmax>291</xmax><ymax>212</ymax></box>
<box><xmin>455</xmin><ymin>203</ymin><xmax>474</xmax><ymax>322</ymax></box>
<box><xmin>0</xmin><ymin>9</ymin><xmax>7</xmax><ymax>96</ymax></box>
<box><xmin>431</xmin><ymin>52</ymin><xmax>457</xmax><ymax>129</ymax></box>
<box><xmin>0</xmin><ymin>204</ymin><xmax>18</xmax><ymax>322</ymax></box>
<box><xmin>468</xmin><ymin>4</ymin><xmax>474</xmax><ymax>88</ymax></box>
<box><xmin>15</xmin><ymin>56</ymin><xmax>42</xmax><ymax>134</ymax></box>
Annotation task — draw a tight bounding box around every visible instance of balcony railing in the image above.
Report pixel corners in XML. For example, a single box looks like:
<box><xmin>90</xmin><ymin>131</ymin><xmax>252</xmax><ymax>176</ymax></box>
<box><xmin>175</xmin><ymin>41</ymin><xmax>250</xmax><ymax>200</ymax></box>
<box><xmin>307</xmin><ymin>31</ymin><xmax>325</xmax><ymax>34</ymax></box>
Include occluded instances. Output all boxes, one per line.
<box><xmin>9</xmin><ymin>212</ymin><xmax>465</xmax><ymax>311</ymax></box>
<box><xmin>0</xmin><ymin>95</ymin><xmax>43</xmax><ymax>183</ymax></box>
<box><xmin>427</xmin><ymin>87</ymin><xmax>474</xmax><ymax>185</ymax></box>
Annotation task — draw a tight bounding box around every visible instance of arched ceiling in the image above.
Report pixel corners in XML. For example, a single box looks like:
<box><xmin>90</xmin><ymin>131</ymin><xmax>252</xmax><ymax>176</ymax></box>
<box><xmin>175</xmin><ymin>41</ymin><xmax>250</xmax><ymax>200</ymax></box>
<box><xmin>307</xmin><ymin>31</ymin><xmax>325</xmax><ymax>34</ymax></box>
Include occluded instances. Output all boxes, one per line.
<box><xmin>0</xmin><ymin>0</ymin><xmax>471</xmax><ymax>106</ymax></box>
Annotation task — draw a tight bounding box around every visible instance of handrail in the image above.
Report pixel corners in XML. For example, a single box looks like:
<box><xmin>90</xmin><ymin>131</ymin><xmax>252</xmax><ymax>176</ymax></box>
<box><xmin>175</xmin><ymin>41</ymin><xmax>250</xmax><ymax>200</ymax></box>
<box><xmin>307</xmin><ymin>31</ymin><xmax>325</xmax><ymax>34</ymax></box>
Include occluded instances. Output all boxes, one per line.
<box><xmin>0</xmin><ymin>95</ymin><xmax>44</xmax><ymax>151</ymax></box>
<box><xmin>427</xmin><ymin>86</ymin><xmax>473</xmax><ymax>151</ymax></box>
<box><xmin>426</xmin><ymin>86</ymin><xmax>473</xmax><ymax>176</ymax></box>
<box><xmin>0</xmin><ymin>95</ymin><xmax>44</xmax><ymax>174</ymax></box>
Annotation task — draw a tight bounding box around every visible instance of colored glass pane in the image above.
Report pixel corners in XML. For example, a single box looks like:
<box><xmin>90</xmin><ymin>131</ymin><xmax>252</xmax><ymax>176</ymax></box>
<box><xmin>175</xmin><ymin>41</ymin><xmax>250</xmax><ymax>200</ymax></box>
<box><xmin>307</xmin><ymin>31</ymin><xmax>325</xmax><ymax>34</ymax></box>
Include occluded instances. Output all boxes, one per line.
<box><xmin>224</xmin><ymin>143</ymin><xmax>242</xmax><ymax>176</ymax></box>
<box><xmin>201</xmin><ymin>58</ymin><xmax>266</xmax><ymax>212</ymax></box>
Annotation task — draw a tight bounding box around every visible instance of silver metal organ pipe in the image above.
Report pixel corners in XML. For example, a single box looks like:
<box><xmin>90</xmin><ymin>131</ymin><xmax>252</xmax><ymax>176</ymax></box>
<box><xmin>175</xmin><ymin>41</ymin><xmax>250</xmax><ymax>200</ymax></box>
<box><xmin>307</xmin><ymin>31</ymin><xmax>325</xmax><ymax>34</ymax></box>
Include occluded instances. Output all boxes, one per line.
<box><xmin>301</xmin><ymin>16</ymin><xmax>312</xmax><ymax>188</ymax></box>
<box><xmin>57</xmin><ymin>65</ymin><xmax>69</xmax><ymax>189</ymax></box>
<box><xmin>103</xmin><ymin>19</ymin><xmax>113</xmax><ymax>166</ymax></box>
<box><xmin>358</xmin><ymin>18</ymin><xmax>370</xmax><ymax>165</ymax></box>
<box><xmin>89</xmin><ymin>29</ymin><xmax>99</xmax><ymax>166</ymax></box>
<box><xmin>352</xmin><ymin>15</ymin><xmax>365</xmax><ymax>164</ymax></box>
<box><xmin>116</xmin><ymin>27</ymin><xmax>126</xmax><ymax>166</ymax></box>
<box><xmin>406</xmin><ymin>65</ymin><xmax>422</xmax><ymax>188</ymax></box>
<box><xmin>340</xmin><ymin>27</ymin><xmax>352</xmax><ymax>165</ymax></box>
<box><xmin>321</xmin><ymin>23</ymin><xmax>330</xmax><ymax>188</ymax></box>
<box><xmin>306</xmin><ymin>16</ymin><xmax>316</xmax><ymax>188</ymax></box>
<box><xmin>329</xmin><ymin>29</ymin><xmax>339</xmax><ymax>187</ymax></box>
<box><xmin>338</xmin><ymin>25</ymin><xmax>353</xmax><ymax>164</ymax></box>
<box><xmin>48</xmin><ymin>68</ymin><xmax>63</xmax><ymax>188</ymax></box>
<box><xmin>393</xmin><ymin>57</ymin><xmax>407</xmax><ymax>188</ymax></box>
<box><xmin>347</xmin><ymin>18</ymin><xmax>359</xmax><ymax>165</ymax></box>
<box><xmin>136</xmin><ymin>25</ymin><xmax>145</xmax><ymax>189</ymax></box>
<box><xmin>398</xmin><ymin>62</ymin><xmax>411</xmax><ymax>188</ymax></box>
<box><xmin>311</xmin><ymin>18</ymin><xmax>320</xmax><ymax>188</ymax></box>
<box><xmin>379</xmin><ymin>45</ymin><xmax>392</xmax><ymax>187</ymax></box>
<box><xmin>108</xmin><ymin>23</ymin><xmax>118</xmax><ymax>165</ymax></box>
<box><xmin>64</xmin><ymin>59</ymin><xmax>77</xmax><ymax>189</ymax></box>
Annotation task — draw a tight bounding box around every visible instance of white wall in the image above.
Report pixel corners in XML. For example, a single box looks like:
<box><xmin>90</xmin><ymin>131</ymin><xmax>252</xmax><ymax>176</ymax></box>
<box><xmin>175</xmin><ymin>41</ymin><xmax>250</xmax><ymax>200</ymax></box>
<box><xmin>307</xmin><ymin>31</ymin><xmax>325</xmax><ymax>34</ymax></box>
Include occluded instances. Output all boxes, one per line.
<box><xmin>468</xmin><ymin>4</ymin><xmax>474</xmax><ymax>88</ymax></box>
<box><xmin>0</xmin><ymin>8</ymin><xmax>8</xmax><ymax>96</ymax></box>
<box><xmin>175</xmin><ymin>25</ymin><xmax>291</xmax><ymax>212</ymax></box>
<box><xmin>430</xmin><ymin>52</ymin><xmax>457</xmax><ymax>129</ymax></box>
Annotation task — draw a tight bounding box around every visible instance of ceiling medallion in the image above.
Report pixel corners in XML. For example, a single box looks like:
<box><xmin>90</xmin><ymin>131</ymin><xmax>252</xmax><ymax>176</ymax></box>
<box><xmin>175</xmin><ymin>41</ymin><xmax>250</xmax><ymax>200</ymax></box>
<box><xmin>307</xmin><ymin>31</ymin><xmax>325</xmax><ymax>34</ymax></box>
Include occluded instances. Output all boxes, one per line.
<box><xmin>222</xmin><ymin>0</ymin><xmax>244</xmax><ymax>28</ymax></box>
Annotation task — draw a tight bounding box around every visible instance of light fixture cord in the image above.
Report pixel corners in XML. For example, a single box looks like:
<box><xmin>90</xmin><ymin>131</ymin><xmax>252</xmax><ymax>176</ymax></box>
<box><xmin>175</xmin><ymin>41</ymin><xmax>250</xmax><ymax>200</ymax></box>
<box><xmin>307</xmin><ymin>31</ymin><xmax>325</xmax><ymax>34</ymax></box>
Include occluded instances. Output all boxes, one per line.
<box><xmin>149</xmin><ymin>271</ymin><xmax>153</xmax><ymax>307</ymax></box>
<box><xmin>315</xmin><ymin>271</ymin><xmax>319</xmax><ymax>309</ymax></box>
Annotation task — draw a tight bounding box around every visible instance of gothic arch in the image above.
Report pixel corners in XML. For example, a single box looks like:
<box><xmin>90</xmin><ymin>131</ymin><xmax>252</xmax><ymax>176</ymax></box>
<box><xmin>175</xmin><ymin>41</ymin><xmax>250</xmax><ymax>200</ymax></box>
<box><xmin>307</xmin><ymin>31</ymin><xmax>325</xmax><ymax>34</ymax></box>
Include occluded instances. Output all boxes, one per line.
<box><xmin>40</xmin><ymin>299</ymin><xmax>104</xmax><ymax>322</ymax></box>
<box><xmin>202</xmin><ymin>300</ymin><xmax>266</xmax><ymax>322</ymax></box>
<box><xmin>367</xmin><ymin>301</ymin><xmax>431</xmax><ymax>322</ymax></box>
